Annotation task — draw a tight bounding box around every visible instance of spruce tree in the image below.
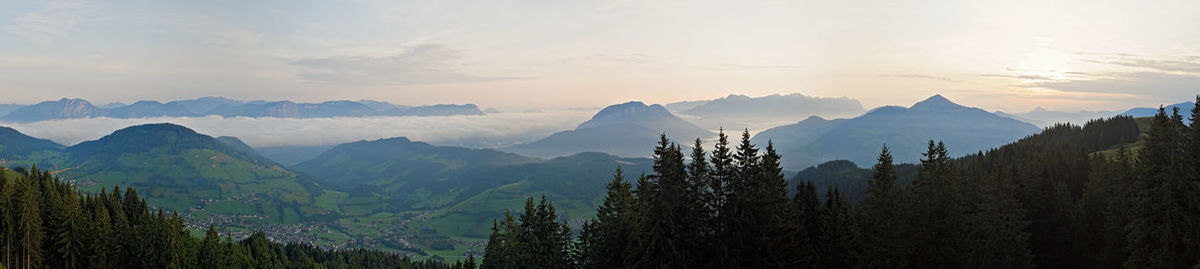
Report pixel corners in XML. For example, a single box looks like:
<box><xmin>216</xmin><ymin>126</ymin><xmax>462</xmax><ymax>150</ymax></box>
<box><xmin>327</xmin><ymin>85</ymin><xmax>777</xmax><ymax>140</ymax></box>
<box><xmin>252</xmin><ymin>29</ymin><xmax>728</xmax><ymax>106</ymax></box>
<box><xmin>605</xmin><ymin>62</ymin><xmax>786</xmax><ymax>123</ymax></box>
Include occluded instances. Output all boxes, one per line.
<box><xmin>792</xmin><ymin>180</ymin><xmax>820</xmax><ymax>265</ymax></box>
<box><xmin>586</xmin><ymin>168</ymin><xmax>635</xmax><ymax>268</ymax></box>
<box><xmin>903</xmin><ymin>141</ymin><xmax>968</xmax><ymax>268</ymax></box>
<box><xmin>632</xmin><ymin>135</ymin><xmax>694</xmax><ymax>268</ymax></box>
<box><xmin>817</xmin><ymin>187</ymin><xmax>861</xmax><ymax>268</ymax></box>
<box><xmin>16</xmin><ymin>174</ymin><xmax>42</xmax><ymax>269</ymax></box>
<box><xmin>1125</xmin><ymin>107</ymin><xmax>1200</xmax><ymax>269</ymax></box>
<box><xmin>857</xmin><ymin>145</ymin><xmax>903</xmax><ymax>268</ymax></box>
<box><xmin>963</xmin><ymin>173</ymin><xmax>1034</xmax><ymax>269</ymax></box>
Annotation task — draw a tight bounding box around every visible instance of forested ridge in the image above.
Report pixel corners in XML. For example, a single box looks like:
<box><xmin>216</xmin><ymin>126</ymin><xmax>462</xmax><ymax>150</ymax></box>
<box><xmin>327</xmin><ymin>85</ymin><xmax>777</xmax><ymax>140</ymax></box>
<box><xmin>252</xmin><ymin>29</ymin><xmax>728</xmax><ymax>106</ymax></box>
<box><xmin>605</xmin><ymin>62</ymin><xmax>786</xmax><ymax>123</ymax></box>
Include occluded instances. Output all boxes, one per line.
<box><xmin>483</xmin><ymin>97</ymin><xmax>1200</xmax><ymax>268</ymax></box>
<box><xmin>0</xmin><ymin>166</ymin><xmax>465</xmax><ymax>269</ymax></box>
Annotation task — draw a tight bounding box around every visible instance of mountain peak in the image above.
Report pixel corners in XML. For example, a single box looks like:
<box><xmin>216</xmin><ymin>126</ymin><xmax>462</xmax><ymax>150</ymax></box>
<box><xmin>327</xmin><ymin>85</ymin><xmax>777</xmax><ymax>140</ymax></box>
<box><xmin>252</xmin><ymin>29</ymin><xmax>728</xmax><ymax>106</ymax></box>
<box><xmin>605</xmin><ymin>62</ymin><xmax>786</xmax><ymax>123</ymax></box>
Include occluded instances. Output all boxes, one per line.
<box><xmin>799</xmin><ymin>115</ymin><xmax>827</xmax><ymax>123</ymax></box>
<box><xmin>578</xmin><ymin>101</ymin><xmax>676</xmax><ymax>129</ymax></box>
<box><xmin>910</xmin><ymin>94</ymin><xmax>963</xmax><ymax>110</ymax></box>
<box><xmin>112</xmin><ymin>123</ymin><xmax>200</xmax><ymax>137</ymax></box>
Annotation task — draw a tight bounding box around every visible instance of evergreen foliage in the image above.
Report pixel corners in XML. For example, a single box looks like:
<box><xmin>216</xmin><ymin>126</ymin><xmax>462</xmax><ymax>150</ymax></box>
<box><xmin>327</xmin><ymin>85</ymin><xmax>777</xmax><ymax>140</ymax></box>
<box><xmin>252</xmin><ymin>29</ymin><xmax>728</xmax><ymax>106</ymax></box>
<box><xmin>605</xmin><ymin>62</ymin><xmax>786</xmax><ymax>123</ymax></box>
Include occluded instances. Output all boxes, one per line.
<box><xmin>0</xmin><ymin>167</ymin><xmax>457</xmax><ymax>269</ymax></box>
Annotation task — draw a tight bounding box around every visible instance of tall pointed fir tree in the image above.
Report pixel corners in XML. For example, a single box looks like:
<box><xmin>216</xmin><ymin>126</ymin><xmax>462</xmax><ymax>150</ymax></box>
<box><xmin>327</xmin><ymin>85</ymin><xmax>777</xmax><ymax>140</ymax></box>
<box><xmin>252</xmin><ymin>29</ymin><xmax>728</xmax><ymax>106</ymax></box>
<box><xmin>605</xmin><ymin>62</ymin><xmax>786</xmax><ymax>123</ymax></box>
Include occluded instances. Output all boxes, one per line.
<box><xmin>902</xmin><ymin>141</ymin><xmax>968</xmax><ymax>267</ymax></box>
<box><xmin>817</xmin><ymin>187</ymin><xmax>861</xmax><ymax>268</ymax></box>
<box><xmin>581</xmin><ymin>168</ymin><xmax>636</xmax><ymax>268</ymax></box>
<box><xmin>1125</xmin><ymin>107</ymin><xmax>1200</xmax><ymax>269</ymax></box>
<box><xmin>857</xmin><ymin>145</ymin><xmax>904</xmax><ymax>268</ymax></box>
<box><xmin>631</xmin><ymin>135</ymin><xmax>696</xmax><ymax>267</ymax></box>
<box><xmin>792</xmin><ymin>180</ymin><xmax>821</xmax><ymax>266</ymax></box>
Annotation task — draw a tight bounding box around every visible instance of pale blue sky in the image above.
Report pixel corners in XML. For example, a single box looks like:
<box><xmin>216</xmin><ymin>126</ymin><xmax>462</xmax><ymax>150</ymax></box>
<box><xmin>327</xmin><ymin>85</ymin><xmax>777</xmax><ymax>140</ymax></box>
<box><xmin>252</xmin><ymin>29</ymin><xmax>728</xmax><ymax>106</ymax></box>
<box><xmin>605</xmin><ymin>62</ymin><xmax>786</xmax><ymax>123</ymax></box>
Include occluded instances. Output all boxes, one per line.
<box><xmin>1</xmin><ymin>0</ymin><xmax>1198</xmax><ymax>111</ymax></box>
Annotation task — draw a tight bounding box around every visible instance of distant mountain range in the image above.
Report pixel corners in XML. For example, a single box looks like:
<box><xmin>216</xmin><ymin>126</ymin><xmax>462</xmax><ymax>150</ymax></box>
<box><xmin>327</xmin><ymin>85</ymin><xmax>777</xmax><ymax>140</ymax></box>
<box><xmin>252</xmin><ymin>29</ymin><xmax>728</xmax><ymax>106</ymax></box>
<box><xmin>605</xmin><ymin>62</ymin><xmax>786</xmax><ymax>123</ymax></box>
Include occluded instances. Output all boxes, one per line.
<box><xmin>753</xmin><ymin>95</ymin><xmax>1041</xmax><ymax>170</ymax></box>
<box><xmin>502</xmin><ymin>101</ymin><xmax>714</xmax><ymax>158</ymax></box>
<box><xmin>1121</xmin><ymin>101</ymin><xmax>1196</xmax><ymax>125</ymax></box>
<box><xmin>667</xmin><ymin>93</ymin><xmax>866</xmax><ymax>131</ymax></box>
<box><xmin>995</xmin><ymin>107</ymin><xmax>1119</xmax><ymax>128</ymax></box>
<box><xmin>0</xmin><ymin>97</ymin><xmax>485</xmax><ymax>122</ymax></box>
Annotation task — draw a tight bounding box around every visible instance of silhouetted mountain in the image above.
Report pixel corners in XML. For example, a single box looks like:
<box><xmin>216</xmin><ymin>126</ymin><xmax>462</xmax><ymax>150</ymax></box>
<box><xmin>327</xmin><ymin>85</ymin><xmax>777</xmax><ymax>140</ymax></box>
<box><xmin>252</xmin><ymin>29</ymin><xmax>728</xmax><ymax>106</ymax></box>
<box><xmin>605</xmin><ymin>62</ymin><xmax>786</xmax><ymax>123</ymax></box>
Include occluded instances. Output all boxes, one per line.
<box><xmin>761</xmin><ymin>94</ymin><xmax>1040</xmax><ymax>170</ymax></box>
<box><xmin>1</xmin><ymin>97</ymin><xmax>487</xmax><ymax>122</ymax></box>
<box><xmin>105</xmin><ymin>100</ymin><xmax>198</xmax><ymax>118</ymax></box>
<box><xmin>751</xmin><ymin>116</ymin><xmax>847</xmax><ymax>153</ymax></box>
<box><xmin>503</xmin><ymin>101</ymin><xmax>714</xmax><ymax>158</ymax></box>
<box><xmin>0</xmin><ymin>126</ymin><xmax>64</xmax><ymax>160</ymax></box>
<box><xmin>997</xmin><ymin>107</ymin><xmax>1119</xmax><ymax>127</ymax></box>
<box><xmin>355</xmin><ymin>100</ymin><xmax>410</xmax><ymax>113</ymax></box>
<box><xmin>669</xmin><ymin>93</ymin><xmax>866</xmax><ymax>130</ymax></box>
<box><xmin>97</xmin><ymin>102</ymin><xmax>128</xmax><ymax>109</ymax></box>
<box><xmin>1</xmin><ymin>98</ymin><xmax>103</xmax><ymax>122</ymax></box>
<box><xmin>663</xmin><ymin>100</ymin><xmax>709</xmax><ymax>113</ymax></box>
<box><xmin>0</xmin><ymin>104</ymin><xmax>25</xmax><ymax>117</ymax></box>
<box><xmin>211</xmin><ymin>100</ymin><xmax>377</xmax><ymax>118</ymax></box>
<box><xmin>172</xmin><ymin>97</ymin><xmax>244</xmax><ymax>114</ymax></box>
<box><xmin>388</xmin><ymin>104</ymin><xmax>485</xmax><ymax>116</ymax></box>
<box><xmin>1122</xmin><ymin>101</ymin><xmax>1195</xmax><ymax>124</ymax></box>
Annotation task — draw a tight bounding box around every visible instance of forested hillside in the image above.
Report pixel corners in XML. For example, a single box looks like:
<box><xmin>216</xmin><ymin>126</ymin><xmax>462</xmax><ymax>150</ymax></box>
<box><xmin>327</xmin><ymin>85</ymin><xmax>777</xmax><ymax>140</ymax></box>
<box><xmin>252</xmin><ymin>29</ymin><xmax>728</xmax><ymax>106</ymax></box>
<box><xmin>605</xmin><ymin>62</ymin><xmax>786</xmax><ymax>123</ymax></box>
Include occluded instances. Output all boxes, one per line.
<box><xmin>0</xmin><ymin>167</ymin><xmax>461</xmax><ymax>268</ymax></box>
<box><xmin>482</xmin><ymin>98</ymin><xmax>1200</xmax><ymax>268</ymax></box>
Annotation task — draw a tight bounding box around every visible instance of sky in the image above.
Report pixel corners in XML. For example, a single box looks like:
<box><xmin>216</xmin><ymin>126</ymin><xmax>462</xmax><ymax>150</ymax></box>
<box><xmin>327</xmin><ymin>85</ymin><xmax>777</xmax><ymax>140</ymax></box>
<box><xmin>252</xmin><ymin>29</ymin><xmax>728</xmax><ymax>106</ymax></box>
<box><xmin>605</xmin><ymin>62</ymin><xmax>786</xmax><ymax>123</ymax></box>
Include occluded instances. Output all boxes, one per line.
<box><xmin>1</xmin><ymin>0</ymin><xmax>1198</xmax><ymax>112</ymax></box>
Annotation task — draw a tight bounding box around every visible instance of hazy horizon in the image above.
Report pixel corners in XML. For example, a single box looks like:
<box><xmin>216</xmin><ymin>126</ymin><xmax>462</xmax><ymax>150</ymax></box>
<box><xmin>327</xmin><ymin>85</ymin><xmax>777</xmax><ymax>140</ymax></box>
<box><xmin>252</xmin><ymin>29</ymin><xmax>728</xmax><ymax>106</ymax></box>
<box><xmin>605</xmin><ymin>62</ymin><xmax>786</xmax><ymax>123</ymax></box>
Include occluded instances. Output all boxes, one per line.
<box><xmin>3</xmin><ymin>0</ymin><xmax>1198</xmax><ymax>112</ymax></box>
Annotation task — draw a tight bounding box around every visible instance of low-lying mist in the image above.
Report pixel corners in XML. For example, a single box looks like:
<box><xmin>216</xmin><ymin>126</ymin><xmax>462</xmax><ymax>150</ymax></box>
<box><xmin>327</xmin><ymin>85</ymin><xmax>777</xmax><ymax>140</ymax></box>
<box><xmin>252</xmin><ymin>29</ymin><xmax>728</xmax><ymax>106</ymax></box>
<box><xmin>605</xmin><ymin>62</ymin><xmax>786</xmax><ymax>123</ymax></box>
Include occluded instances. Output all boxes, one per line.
<box><xmin>0</xmin><ymin>110</ymin><xmax>595</xmax><ymax>149</ymax></box>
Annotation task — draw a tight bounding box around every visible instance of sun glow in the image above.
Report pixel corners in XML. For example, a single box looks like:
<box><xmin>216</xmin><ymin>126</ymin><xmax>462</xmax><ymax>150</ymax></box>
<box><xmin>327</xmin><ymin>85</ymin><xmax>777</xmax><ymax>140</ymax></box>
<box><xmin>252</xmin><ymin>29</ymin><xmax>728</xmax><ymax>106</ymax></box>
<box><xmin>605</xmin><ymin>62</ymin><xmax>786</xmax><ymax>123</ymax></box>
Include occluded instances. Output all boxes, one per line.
<box><xmin>1015</xmin><ymin>47</ymin><xmax>1073</xmax><ymax>81</ymax></box>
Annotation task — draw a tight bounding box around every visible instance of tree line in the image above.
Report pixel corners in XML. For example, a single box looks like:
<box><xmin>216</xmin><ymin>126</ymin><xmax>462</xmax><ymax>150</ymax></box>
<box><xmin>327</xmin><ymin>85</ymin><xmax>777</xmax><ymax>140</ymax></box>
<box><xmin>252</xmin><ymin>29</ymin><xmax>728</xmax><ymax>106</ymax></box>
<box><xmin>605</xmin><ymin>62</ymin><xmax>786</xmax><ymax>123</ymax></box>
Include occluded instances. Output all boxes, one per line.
<box><xmin>0</xmin><ymin>165</ymin><xmax>464</xmax><ymax>269</ymax></box>
<box><xmin>483</xmin><ymin>97</ymin><xmax>1200</xmax><ymax>268</ymax></box>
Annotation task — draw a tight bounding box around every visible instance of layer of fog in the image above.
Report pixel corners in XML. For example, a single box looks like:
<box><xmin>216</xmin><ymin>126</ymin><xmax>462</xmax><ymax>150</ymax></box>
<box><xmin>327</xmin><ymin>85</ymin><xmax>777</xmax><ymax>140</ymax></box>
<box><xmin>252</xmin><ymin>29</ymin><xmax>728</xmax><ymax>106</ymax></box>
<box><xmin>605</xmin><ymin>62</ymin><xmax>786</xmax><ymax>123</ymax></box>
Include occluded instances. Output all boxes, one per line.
<box><xmin>0</xmin><ymin>110</ymin><xmax>596</xmax><ymax>149</ymax></box>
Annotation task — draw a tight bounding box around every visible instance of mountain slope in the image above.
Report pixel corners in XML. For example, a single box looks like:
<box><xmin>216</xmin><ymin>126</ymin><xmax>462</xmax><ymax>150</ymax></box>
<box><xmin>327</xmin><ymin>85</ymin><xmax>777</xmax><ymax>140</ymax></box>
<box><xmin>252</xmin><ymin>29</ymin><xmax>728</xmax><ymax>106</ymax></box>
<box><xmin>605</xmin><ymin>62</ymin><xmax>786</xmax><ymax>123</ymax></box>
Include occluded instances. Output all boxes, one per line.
<box><xmin>105</xmin><ymin>100</ymin><xmax>198</xmax><ymax>118</ymax></box>
<box><xmin>1122</xmin><ymin>101</ymin><xmax>1195</xmax><ymax>124</ymax></box>
<box><xmin>294</xmin><ymin>137</ymin><xmax>538</xmax><ymax>198</ymax></box>
<box><xmin>751</xmin><ymin>116</ymin><xmax>847</xmax><ymax>153</ymax></box>
<box><xmin>769</xmin><ymin>95</ymin><xmax>1040</xmax><ymax>170</ymax></box>
<box><xmin>998</xmin><ymin>107</ymin><xmax>1120</xmax><ymax>128</ymax></box>
<box><xmin>0</xmin><ymin>126</ymin><xmax>65</xmax><ymax>160</ymax></box>
<box><xmin>670</xmin><ymin>93</ymin><xmax>865</xmax><ymax>131</ymax></box>
<box><xmin>62</xmin><ymin>123</ymin><xmax>332</xmax><ymax>223</ymax></box>
<box><xmin>417</xmin><ymin>152</ymin><xmax>653</xmax><ymax>238</ymax></box>
<box><xmin>503</xmin><ymin>101</ymin><xmax>714</xmax><ymax>158</ymax></box>
<box><xmin>390</xmin><ymin>104</ymin><xmax>485</xmax><ymax>116</ymax></box>
<box><xmin>1</xmin><ymin>98</ymin><xmax>103</xmax><ymax>122</ymax></box>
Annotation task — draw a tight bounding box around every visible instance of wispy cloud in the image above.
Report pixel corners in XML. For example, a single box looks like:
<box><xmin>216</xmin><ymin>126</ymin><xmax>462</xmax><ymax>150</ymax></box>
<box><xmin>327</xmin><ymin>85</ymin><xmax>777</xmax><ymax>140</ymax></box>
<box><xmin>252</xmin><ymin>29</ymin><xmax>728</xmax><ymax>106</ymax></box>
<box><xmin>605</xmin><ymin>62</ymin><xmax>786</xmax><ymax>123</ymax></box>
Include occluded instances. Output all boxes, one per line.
<box><xmin>559</xmin><ymin>53</ymin><xmax>661</xmax><ymax>66</ymax></box>
<box><xmin>890</xmin><ymin>74</ymin><xmax>961</xmax><ymax>83</ymax></box>
<box><xmin>292</xmin><ymin>44</ymin><xmax>507</xmax><ymax>85</ymax></box>
<box><xmin>1078</xmin><ymin>53</ymin><xmax>1200</xmax><ymax>73</ymax></box>
<box><xmin>717</xmin><ymin>63</ymin><xmax>804</xmax><ymax>70</ymax></box>
<box><xmin>1032</xmin><ymin>71</ymin><xmax>1200</xmax><ymax>97</ymax></box>
<box><xmin>4</xmin><ymin>1</ymin><xmax>90</xmax><ymax>44</ymax></box>
<box><xmin>988</xmin><ymin>53</ymin><xmax>1200</xmax><ymax>101</ymax></box>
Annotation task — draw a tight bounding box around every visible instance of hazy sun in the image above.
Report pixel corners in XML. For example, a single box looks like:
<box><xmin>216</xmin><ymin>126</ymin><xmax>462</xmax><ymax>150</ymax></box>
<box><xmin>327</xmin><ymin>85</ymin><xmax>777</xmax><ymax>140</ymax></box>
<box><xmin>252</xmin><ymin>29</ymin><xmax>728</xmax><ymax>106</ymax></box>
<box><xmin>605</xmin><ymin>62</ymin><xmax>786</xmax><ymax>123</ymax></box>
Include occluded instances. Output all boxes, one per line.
<box><xmin>1015</xmin><ymin>47</ymin><xmax>1073</xmax><ymax>81</ymax></box>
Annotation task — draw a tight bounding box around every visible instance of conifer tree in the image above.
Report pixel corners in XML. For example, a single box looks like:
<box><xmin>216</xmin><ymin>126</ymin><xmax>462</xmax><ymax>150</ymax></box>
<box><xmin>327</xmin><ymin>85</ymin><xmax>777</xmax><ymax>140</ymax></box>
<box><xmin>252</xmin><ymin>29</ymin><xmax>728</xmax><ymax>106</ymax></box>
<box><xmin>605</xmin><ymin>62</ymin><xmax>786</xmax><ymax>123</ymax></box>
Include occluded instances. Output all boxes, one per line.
<box><xmin>903</xmin><ymin>141</ymin><xmax>968</xmax><ymax>268</ymax></box>
<box><xmin>962</xmin><ymin>173</ymin><xmax>1034</xmax><ymax>269</ymax></box>
<box><xmin>792</xmin><ymin>180</ymin><xmax>820</xmax><ymax>265</ymax></box>
<box><xmin>857</xmin><ymin>145</ymin><xmax>903</xmax><ymax>268</ymax></box>
<box><xmin>1125</xmin><ymin>107</ymin><xmax>1200</xmax><ymax>269</ymax></box>
<box><xmin>632</xmin><ymin>135</ymin><xmax>694</xmax><ymax>268</ymax></box>
<box><xmin>16</xmin><ymin>174</ymin><xmax>42</xmax><ymax>269</ymax></box>
<box><xmin>817</xmin><ymin>187</ymin><xmax>861</xmax><ymax>268</ymax></box>
<box><xmin>584</xmin><ymin>168</ymin><xmax>635</xmax><ymax>268</ymax></box>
